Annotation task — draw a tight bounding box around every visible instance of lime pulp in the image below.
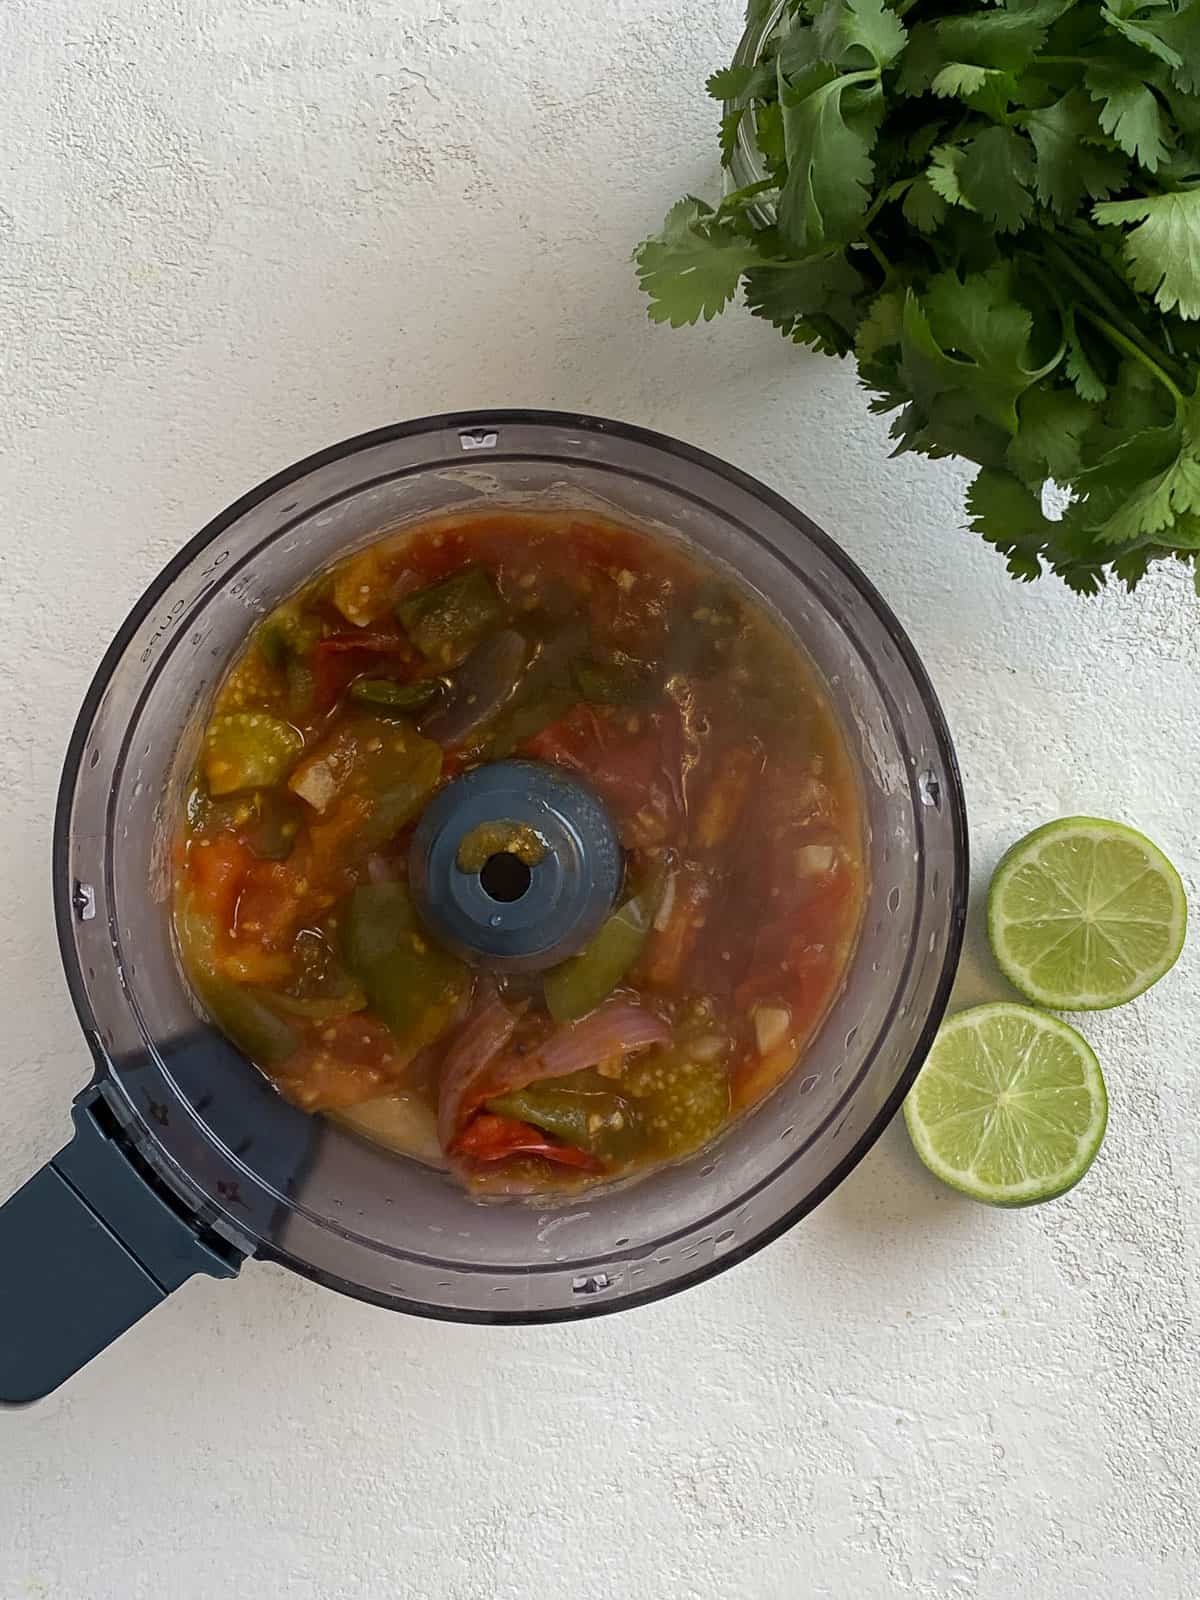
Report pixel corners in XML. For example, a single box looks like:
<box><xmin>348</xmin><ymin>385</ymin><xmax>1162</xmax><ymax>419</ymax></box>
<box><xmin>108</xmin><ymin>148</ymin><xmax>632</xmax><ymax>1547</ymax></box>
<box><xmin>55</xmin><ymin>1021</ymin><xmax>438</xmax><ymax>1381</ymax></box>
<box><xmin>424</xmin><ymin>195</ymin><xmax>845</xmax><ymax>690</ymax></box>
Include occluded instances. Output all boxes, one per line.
<box><xmin>987</xmin><ymin>817</ymin><xmax>1186</xmax><ymax>1011</ymax></box>
<box><xmin>904</xmin><ymin>1003</ymin><xmax>1107</xmax><ymax>1206</ymax></box>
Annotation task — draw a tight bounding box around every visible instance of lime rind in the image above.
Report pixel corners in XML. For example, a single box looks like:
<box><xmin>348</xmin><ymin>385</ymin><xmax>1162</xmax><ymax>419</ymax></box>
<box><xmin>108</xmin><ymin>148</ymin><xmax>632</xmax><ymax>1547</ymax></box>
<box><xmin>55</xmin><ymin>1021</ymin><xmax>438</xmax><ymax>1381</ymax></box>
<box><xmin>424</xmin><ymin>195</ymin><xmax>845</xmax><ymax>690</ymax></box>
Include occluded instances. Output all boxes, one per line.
<box><xmin>904</xmin><ymin>1003</ymin><xmax>1107</xmax><ymax>1207</ymax></box>
<box><xmin>987</xmin><ymin>816</ymin><xmax>1187</xmax><ymax>1011</ymax></box>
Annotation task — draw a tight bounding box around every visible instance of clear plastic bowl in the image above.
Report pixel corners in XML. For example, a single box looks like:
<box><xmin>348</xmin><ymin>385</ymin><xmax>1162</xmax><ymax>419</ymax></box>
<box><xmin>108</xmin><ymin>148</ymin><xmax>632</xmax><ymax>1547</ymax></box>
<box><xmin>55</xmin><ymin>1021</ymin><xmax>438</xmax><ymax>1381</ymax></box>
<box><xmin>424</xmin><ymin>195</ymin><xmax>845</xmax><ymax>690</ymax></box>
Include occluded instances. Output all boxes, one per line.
<box><xmin>54</xmin><ymin>411</ymin><xmax>967</xmax><ymax>1322</ymax></box>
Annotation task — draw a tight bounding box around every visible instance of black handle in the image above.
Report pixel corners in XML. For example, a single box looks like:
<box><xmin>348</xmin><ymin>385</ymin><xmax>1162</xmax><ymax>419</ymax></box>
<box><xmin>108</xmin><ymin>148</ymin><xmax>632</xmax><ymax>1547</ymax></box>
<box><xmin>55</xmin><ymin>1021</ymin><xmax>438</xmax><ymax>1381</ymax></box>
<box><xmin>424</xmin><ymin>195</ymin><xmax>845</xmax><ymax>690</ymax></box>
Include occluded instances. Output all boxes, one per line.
<box><xmin>0</xmin><ymin>1089</ymin><xmax>242</xmax><ymax>1405</ymax></box>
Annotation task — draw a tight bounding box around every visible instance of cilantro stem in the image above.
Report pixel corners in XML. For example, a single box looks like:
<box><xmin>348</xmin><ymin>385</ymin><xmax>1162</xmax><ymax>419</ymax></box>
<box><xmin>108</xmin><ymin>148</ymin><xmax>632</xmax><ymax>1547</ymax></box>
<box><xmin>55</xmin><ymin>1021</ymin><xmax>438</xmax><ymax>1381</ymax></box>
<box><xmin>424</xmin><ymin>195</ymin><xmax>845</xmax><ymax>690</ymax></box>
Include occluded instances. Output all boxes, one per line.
<box><xmin>1075</xmin><ymin>306</ymin><xmax>1184</xmax><ymax>405</ymax></box>
<box><xmin>718</xmin><ymin>178</ymin><xmax>778</xmax><ymax>214</ymax></box>
<box><xmin>862</xmin><ymin>232</ymin><xmax>891</xmax><ymax>277</ymax></box>
<box><xmin>1041</xmin><ymin>235</ymin><xmax>1187</xmax><ymax>387</ymax></box>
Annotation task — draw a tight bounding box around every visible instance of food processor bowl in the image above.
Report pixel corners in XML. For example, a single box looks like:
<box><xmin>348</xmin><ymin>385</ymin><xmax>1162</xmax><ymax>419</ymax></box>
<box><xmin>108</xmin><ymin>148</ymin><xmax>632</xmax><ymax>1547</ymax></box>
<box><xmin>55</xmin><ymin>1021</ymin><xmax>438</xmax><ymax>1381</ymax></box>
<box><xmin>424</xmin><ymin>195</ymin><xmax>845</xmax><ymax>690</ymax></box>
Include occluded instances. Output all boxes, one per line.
<box><xmin>0</xmin><ymin>412</ymin><xmax>966</xmax><ymax>1403</ymax></box>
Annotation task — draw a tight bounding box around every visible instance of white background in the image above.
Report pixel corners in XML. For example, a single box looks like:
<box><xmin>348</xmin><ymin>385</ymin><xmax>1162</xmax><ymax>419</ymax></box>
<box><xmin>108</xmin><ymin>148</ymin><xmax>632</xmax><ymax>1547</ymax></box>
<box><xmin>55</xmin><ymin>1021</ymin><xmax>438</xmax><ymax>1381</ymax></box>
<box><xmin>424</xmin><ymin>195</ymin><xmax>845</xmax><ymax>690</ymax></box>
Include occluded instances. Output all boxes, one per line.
<box><xmin>2</xmin><ymin>1</ymin><xmax>1198</xmax><ymax>1595</ymax></box>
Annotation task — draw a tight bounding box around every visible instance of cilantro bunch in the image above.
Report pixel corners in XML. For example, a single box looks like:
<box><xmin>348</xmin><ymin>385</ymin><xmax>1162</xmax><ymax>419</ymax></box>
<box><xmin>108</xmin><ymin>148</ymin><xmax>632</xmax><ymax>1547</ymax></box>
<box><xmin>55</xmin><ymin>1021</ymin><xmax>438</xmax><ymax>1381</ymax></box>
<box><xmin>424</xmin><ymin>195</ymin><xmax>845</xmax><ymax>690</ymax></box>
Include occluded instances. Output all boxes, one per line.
<box><xmin>635</xmin><ymin>0</ymin><xmax>1200</xmax><ymax>593</ymax></box>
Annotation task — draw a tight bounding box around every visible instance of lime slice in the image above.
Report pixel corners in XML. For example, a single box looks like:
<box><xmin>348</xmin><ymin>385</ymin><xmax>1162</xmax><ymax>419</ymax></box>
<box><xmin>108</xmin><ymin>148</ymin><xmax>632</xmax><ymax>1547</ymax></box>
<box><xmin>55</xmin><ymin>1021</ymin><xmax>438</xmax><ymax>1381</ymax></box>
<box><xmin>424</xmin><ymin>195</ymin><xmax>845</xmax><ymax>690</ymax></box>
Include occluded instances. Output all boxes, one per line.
<box><xmin>904</xmin><ymin>1003</ymin><xmax>1107</xmax><ymax>1206</ymax></box>
<box><xmin>988</xmin><ymin>817</ymin><xmax>1186</xmax><ymax>1010</ymax></box>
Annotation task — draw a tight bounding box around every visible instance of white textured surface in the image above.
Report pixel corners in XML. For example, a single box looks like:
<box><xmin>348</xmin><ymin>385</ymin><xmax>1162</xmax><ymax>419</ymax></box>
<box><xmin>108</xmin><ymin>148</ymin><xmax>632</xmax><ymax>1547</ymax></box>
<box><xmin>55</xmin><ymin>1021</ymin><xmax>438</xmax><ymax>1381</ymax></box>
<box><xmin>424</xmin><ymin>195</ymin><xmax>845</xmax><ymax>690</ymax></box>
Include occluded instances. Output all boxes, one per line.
<box><xmin>2</xmin><ymin>1</ymin><xmax>1198</xmax><ymax>1594</ymax></box>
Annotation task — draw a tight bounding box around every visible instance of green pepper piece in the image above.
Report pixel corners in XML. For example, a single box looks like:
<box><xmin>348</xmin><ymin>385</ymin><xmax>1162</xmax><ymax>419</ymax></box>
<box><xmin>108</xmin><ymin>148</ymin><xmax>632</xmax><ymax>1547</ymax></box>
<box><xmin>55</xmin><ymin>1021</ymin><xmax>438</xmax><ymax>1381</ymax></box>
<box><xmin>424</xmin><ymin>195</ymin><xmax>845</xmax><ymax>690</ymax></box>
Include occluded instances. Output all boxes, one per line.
<box><xmin>356</xmin><ymin>718</ymin><xmax>444</xmax><ymax>847</ymax></box>
<box><xmin>668</xmin><ymin>580</ymin><xmax>743</xmax><ymax>679</ymax></box>
<box><xmin>396</xmin><ymin>566</ymin><xmax>504</xmax><ymax>667</ymax></box>
<box><xmin>266</xmin><ymin>987</ymin><xmax>367</xmax><ymax>1021</ymax></box>
<box><xmin>572</xmin><ymin>651</ymin><xmax>656</xmax><ymax>706</ymax></box>
<box><xmin>176</xmin><ymin>902</ymin><xmax>300</xmax><ymax>1064</ymax></box>
<box><xmin>259</xmin><ymin>603</ymin><xmax>322</xmax><ymax>668</ymax></box>
<box><xmin>289</xmin><ymin>715</ymin><xmax>442</xmax><ymax>847</ymax></box>
<box><xmin>280</xmin><ymin>928</ymin><xmax>366</xmax><ymax>1014</ymax></box>
<box><xmin>242</xmin><ymin>791</ymin><xmax>303</xmax><ymax>860</ymax></box>
<box><xmin>203</xmin><ymin>712</ymin><xmax>302</xmax><ymax>796</ymax></box>
<box><xmin>349</xmin><ymin>677</ymin><xmax>441</xmax><ymax>712</ymax></box>
<box><xmin>484</xmin><ymin>619</ymin><xmax>589</xmax><ymax>757</ymax></box>
<box><xmin>622</xmin><ymin>1046</ymin><xmax>731</xmax><ymax>1158</ymax></box>
<box><xmin>285</xmin><ymin>654</ymin><xmax>316</xmax><ymax>719</ymax></box>
<box><xmin>487</xmin><ymin>1083</ymin><xmax>646</xmax><ymax>1163</ymax></box>
<box><xmin>543</xmin><ymin>874</ymin><xmax>663</xmax><ymax>1023</ymax></box>
<box><xmin>196</xmin><ymin>975</ymin><xmax>300</xmax><ymax>1066</ymax></box>
<box><xmin>341</xmin><ymin>883</ymin><xmax>468</xmax><ymax>1053</ymax></box>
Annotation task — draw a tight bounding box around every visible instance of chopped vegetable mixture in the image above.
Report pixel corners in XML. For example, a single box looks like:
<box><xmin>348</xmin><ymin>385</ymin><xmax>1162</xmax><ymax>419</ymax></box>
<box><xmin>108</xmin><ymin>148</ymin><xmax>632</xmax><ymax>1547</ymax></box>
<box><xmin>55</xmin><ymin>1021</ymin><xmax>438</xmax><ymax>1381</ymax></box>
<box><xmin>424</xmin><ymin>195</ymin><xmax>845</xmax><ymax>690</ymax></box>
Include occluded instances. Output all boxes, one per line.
<box><xmin>174</xmin><ymin>511</ymin><xmax>864</xmax><ymax>1193</ymax></box>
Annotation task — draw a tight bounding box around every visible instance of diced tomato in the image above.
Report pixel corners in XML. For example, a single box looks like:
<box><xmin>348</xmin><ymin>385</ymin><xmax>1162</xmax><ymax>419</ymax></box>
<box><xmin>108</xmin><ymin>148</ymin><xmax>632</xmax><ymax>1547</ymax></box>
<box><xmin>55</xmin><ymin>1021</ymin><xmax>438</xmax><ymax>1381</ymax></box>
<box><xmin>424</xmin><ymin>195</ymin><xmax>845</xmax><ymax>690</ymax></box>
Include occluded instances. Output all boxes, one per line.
<box><xmin>641</xmin><ymin>863</ymin><xmax>711</xmax><ymax>990</ymax></box>
<box><xmin>565</xmin><ymin>520</ymin><xmax>650</xmax><ymax>573</ymax></box>
<box><xmin>234</xmin><ymin>861</ymin><xmax>310</xmax><ymax>950</ymax></box>
<box><xmin>312</xmin><ymin>633</ymin><xmax>415</xmax><ymax>711</ymax></box>
<box><xmin>186</xmin><ymin>834</ymin><xmax>252</xmax><ymax>929</ymax></box>
<box><xmin>694</xmin><ymin>743</ymin><xmax>760</xmax><ymax>851</ymax></box>
<box><xmin>216</xmin><ymin>944</ymin><xmax>294</xmax><ymax>986</ymax></box>
<box><xmin>523</xmin><ymin>701</ymin><xmax>685</xmax><ymax>846</ymax></box>
<box><xmin>734</xmin><ymin>933</ymin><xmax>837</xmax><ymax>1014</ymax></box>
<box><xmin>451</xmin><ymin>1114</ymin><xmax>600</xmax><ymax>1170</ymax></box>
<box><xmin>273</xmin><ymin>1014</ymin><xmax>405</xmax><ymax>1112</ymax></box>
<box><xmin>304</xmin><ymin>791</ymin><xmax>373</xmax><ymax>880</ymax></box>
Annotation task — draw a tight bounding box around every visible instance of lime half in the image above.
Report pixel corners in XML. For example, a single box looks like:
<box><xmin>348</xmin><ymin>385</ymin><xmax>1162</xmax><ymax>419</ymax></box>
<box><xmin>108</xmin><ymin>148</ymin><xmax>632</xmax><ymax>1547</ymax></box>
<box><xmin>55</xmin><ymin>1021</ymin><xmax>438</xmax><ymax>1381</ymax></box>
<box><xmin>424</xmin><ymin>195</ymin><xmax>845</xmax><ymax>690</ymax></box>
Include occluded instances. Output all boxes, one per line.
<box><xmin>904</xmin><ymin>1004</ymin><xmax>1107</xmax><ymax>1206</ymax></box>
<box><xmin>988</xmin><ymin>817</ymin><xmax>1186</xmax><ymax>1011</ymax></box>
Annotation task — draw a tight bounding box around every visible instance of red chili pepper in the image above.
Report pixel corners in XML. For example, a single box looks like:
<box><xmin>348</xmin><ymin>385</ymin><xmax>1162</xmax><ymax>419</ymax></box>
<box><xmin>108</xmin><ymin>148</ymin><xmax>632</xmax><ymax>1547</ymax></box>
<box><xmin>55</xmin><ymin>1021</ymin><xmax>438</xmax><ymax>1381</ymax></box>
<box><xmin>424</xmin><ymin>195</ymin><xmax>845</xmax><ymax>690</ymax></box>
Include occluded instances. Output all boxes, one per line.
<box><xmin>451</xmin><ymin>1114</ymin><xmax>600</xmax><ymax>1170</ymax></box>
<box><xmin>312</xmin><ymin>633</ymin><xmax>414</xmax><ymax>711</ymax></box>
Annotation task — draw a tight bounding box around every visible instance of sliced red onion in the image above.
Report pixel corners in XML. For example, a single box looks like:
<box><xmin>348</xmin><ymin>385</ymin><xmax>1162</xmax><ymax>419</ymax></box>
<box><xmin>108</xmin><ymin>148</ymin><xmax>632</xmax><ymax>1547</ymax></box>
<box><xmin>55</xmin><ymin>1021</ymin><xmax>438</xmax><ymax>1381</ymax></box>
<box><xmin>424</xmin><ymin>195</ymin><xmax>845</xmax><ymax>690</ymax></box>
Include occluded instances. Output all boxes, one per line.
<box><xmin>419</xmin><ymin>629</ymin><xmax>526</xmax><ymax>748</ymax></box>
<box><xmin>489</xmin><ymin>1001</ymin><xmax>671</xmax><ymax>1097</ymax></box>
<box><xmin>436</xmin><ymin>979</ymin><xmax>525</xmax><ymax>1148</ymax></box>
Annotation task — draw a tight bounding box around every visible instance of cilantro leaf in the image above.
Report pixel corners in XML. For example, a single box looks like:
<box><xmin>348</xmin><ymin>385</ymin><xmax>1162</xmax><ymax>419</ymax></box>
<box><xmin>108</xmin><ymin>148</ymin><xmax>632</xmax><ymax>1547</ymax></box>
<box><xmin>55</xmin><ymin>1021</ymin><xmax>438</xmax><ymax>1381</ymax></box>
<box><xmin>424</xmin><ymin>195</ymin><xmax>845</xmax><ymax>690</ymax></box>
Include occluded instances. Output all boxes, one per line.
<box><xmin>1093</xmin><ymin>189</ymin><xmax>1200</xmax><ymax>318</ymax></box>
<box><xmin>1101</xmin><ymin>5</ymin><xmax>1184</xmax><ymax>69</ymax></box>
<box><xmin>743</xmin><ymin>251</ymin><xmax>869</xmax><ymax>340</ymax></box>
<box><xmin>903</xmin><ymin>174</ymin><xmax>948</xmax><ymax>233</ymax></box>
<box><xmin>812</xmin><ymin>0</ymin><xmax>908</xmax><ymax>72</ymax></box>
<box><xmin>1008</xmin><ymin>384</ymin><xmax>1097</xmax><ymax>485</ymax></box>
<box><xmin>899</xmin><ymin>267</ymin><xmax>1057</xmax><ymax>439</ymax></box>
<box><xmin>1084</xmin><ymin>64</ymin><xmax>1174</xmax><ymax>170</ymax></box>
<box><xmin>777</xmin><ymin>69</ymin><xmax>880</xmax><ymax>253</ymax></box>
<box><xmin>958</xmin><ymin>127</ymin><xmax>1036</xmax><ymax>232</ymax></box>
<box><xmin>1077</xmin><ymin>389</ymin><xmax>1200</xmax><ymax>543</ymax></box>
<box><xmin>966</xmin><ymin>468</ymin><xmax>1056</xmax><ymax>581</ymax></box>
<box><xmin>927</xmin><ymin>144</ymin><xmax>971</xmax><ymax>208</ymax></box>
<box><xmin>918</xmin><ymin>0</ymin><xmax>1071</xmax><ymax>80</ymax></box>
<box><xmin>1025</xmin><ymin>92</ymin><xmax>1130</xmax><ymax>213</ymax></box>
<box><xmin>635</xmin><ymin>199</ymin><xmax>760</xmax><ymax>327</ymax></box>
<box><xmin>707</xmin><ymin>63</ymin><xmax>776</xmax><ymax>102</ymax></box>
<box><xmin>930</xmin><ymin>62</ymin><xmax>992</xmax><ymax>98</ymax></box>
<box><xmin>1136</xmin><ymin>2</ymin><xmax>1200</xmax><ymax>94</ymax></box>
<box><xmin>855</xmin><ymin>289</ymin><xmax>903</xmax><ymax>362</ymax></box>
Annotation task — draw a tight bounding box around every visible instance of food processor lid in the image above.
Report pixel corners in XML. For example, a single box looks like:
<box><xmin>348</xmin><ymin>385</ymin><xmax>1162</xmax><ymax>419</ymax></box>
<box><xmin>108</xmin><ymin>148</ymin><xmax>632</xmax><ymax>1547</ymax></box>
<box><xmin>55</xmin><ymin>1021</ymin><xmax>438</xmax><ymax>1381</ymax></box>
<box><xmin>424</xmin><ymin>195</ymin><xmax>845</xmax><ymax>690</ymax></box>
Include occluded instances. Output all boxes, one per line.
<box><xmin>5</xmin><ymin>408</ymin><xmax>968</xmax><ymax>1402</ymax></box>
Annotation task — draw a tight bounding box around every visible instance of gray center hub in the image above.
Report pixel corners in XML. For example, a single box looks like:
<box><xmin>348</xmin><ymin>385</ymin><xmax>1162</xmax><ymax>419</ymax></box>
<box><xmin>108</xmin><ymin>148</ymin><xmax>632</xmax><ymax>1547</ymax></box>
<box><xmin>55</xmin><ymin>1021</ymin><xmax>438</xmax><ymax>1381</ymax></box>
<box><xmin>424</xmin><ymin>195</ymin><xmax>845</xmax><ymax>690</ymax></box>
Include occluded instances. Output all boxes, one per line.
<box><xmin>408</xmin><ymin>760</ymin><xmax>622</xmax><ymax>971</ymax></box>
